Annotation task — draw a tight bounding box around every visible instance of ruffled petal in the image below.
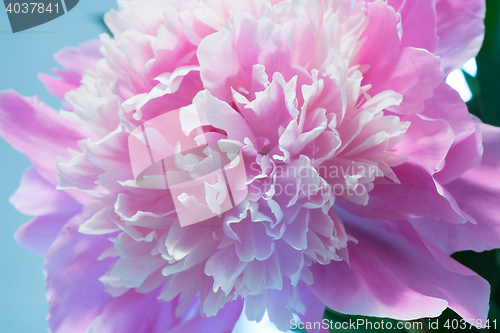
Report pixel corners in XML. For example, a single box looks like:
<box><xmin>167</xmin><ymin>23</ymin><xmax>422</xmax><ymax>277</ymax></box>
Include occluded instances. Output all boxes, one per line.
<box><xmin>198</xmin><ymin>11</ymin><xmax>308</xmax><ymax>103</ymax></box>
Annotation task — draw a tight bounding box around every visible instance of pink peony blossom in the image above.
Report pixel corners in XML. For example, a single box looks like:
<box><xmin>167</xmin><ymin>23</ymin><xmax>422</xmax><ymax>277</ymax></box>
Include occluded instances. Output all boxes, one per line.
<box><xmin>0</xmin><ymin>0</ymin><xmax>498</xmax><ymax>332</ymax></box>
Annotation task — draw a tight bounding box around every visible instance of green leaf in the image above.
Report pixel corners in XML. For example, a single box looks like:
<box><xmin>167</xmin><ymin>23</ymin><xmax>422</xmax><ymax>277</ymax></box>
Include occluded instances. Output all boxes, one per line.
<box><xmin>470</xmin><ymin>0</ymin><xmax>500</xmax><ymax>126</ymax></box>
<box><xmin>463</xmin><ymin>70</ymin><xmax>478</xmax><ymax>96</ymax></box>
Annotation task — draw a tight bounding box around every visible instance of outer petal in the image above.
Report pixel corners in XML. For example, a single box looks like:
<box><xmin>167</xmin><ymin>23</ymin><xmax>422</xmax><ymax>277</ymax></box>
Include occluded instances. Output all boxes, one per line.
<box><xmin>298</xmin><ymin>283</ymin><xmax>329</xmax><ymax>333</ymax></box>
<box><xmin>309</xmin><ymin>210</ymin><xmax>490</xmax><ymax>321</ymax></box>
<box><xmin>92</xmin><ymin>289</ymin><xmax>180</xmax><ymax>333</ymax></box>
<box><xmin>391</xmin><ymin>0</ymin><xmax>437</xmax><ymax>52</ymax></box>
<box><xmin>422</xmin><ymin>82</ymin><xmax>483</xmax><ymax>184</ymax></box>
<box><xmin>338</xmin><ymin>114</ymin><xmax>466</xmax><ymax>223</ymax></box>
<box><xmin>412</xmin><ymin>123</ymin><xmax>500</xmax><ymax>254</ymax></box>
<box><xmin>11</xmin><ymin>167</ymin><xmax>81</xmax><ymax>256</ymax></box>
<box><xmin>434</xmin><ymin>0</ymin><xmax>486</xmax><ymax>73</ymax></box>
<box><xmin>38</xmin><ymin>40</ymin><xmax>102</xmax><ymax>100</ymax></box>
<box><xmin>0</xmin><ymin>90</ymin><xmax>86</xmax><ymax>185</ymax></box>
<box><xmin>10</xmin><ymin>167</ymin><xmax>79</xmax><ymax>217</ymax></box>
<box><xmin>364</xmin><ymin>0</ymin><xmax>438</xmax><ymax>52</ymax></box>
<box><xmin>44</xmin><ymin>211</ymin><xmax>116</xmax><ymax>333</ymax></box>
<box><xmin>356</xmin><ymin>1</ymin><xmax>444</xmax><ymax>114</ymax></box>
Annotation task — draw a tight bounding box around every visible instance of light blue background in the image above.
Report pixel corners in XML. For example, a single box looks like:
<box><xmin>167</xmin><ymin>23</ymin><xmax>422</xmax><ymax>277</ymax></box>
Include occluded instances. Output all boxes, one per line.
<box><xmin>0</xmin><ymin>1</ymin><xmax>116</xmax><ymax>331</ymax></box>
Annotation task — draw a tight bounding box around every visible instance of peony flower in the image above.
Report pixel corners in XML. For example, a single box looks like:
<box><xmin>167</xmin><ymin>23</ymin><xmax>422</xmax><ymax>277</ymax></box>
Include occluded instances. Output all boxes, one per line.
<box><xmin>0</xmin><ymin>0</ymin><xmax>498</xmax><ymax>332</ymax></box>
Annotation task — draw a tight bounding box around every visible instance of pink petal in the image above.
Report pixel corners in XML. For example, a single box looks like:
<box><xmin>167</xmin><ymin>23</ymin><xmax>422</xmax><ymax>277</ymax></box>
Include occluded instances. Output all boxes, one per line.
<box><xmin>128</xmin><ymin>70</ymin><xmax>204</xmax><ymax>122</ymax></box>
<box><xmin>0</xmin><ymin>90</ymin><xmax>86</xmax><ymax>185</ymax></box>
<box><xmin>205</xmin><ymin>246</ymin><xmax>247</xmax><ymax>295</ymax></box>
<box><xmin>38</xmin><ymin>40</ymin><xmax>102</xmax><ymax>100</ymax></box>
<box><xmin>37</xmin><ymin>75</ymin><xmax>78</xmax><ymax>102</ymax></box>
<box><xmin>198</xmin><ymin>12</ymin><xmax>307</xmax><ymax>103</ymax></box>
<box><xmin>423</xmin><ymin>82</ymin><xmax>483</xmax><ymax>184</ymax></box>
<box><xmin>298</xmin><ymin>283</ymin><xmax>329</xmax><ymax>333</ymax></box>
<box><xmin>434</xmin><ymin>0</ymin><xmax>485</xmax><ymax>73</ymax></box>
<box><xmin>241</xmin><ymin>72</ymin><xmax>297</xmax><ymax>149</ymax></box>
<box><xmin>99</xmin><ymin>32</ymin><xmax>154</xmax><ymax>94</ymax></box>
<box><xmin>44</xmin><ymin>211</ymin><xmax>116</xmax><ymax>333</ymax></box>
<box><xmin>144</xmin><ymin>9</ymin><xmax>202</xmax><ymax>78</ymax></box>
<box><xmin>339</xmin><ymin>114</ymin><xmax>466</xmax><ymax>223</ymax></box>
<box><xmin>232</xmin><ymin>218</ymin><xmax>275</xmax><ymax>262</ymax></box>
<box><xmin>104</xmin><ymin>1</ymin><xmax>167</xmax><ymax>36</ymax></box>
<box><xmin>10</xmin><ymin>167</ymin><xmax>79</xmax><ymax>217</ymax></box>
<box><xmin>15</xmin><ymin>215</ymin><xmax>75</xmax><ymax>257</ymax></box>
<box><xmin>115</xmin><ymin>192</ymin><xmax>176</xmax><ymax>221</ymax></box>
<box><xmin>92</xmin><ymin>289</ymin><xmax>180</xmax><ymax>333</ymax></box>
<box><xmin>356</xmin><ymin>1</ymin><xmax>444</xmax><ymax>114</ymax></box>
<box><xmin>11</xmin><ymin>168</ymin><xmax>81</xmax><ymax>256</ymax></box>
<box><xmin>412</xmin><ymin>123</ymin><xmax>500</xmax><ymax>254</ymax></box>
<box><xmin>387</xmin><ymin>0</ymin><xmax>438</xmax><ymax>52</ymax></box>
<box><xmin>194</xmin><ymin>90</ymin><xmax>256</xmax><ymax>144</ymax></box>
<box><xmin>165</xmin><ymin>298</ymin><xmax>243</xmax><ymax>333</ymax></box>
<box><xmin>310</xmin><ymin>209</ymin><xmax>490</xmax><ymax>321</ymax></box>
